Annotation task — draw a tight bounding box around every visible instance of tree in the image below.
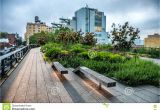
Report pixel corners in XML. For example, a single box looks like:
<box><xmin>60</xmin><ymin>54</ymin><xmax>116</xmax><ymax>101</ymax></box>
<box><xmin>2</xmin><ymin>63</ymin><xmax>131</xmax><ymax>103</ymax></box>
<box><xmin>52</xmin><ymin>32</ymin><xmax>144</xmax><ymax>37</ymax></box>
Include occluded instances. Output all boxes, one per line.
<box><xmin>82</xmin><ymin>32</ymin><xmax>97</xmax><ymax>45</ymax></box>
<box><xmin>109</xmin><ymin>22</ymin><xmax>140</xmax><ymax>51</ymax></box>
<box><xmin>0</xmin><ymin>32</ymin><xmax>8</xmax><ymax>38</ymax></box>
<box><xmin>29</xmin><ymin>31</ymin><xmax>49</xmax><ymax>45</ymax></box>
<box><xmin>56</xmin><ymin>27</ymin><xmax>83</xmax><ymax>44</ymax></box>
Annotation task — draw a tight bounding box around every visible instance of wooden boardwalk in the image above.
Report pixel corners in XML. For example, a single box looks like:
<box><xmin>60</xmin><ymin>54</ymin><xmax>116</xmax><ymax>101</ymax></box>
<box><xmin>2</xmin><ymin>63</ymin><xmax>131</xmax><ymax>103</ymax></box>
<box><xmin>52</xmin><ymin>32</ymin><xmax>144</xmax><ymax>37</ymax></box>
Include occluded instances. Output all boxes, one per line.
<box><xmin>1</xmin><ymin>48</ymin><xmax>159</xmax><ymax>103</ymax></box>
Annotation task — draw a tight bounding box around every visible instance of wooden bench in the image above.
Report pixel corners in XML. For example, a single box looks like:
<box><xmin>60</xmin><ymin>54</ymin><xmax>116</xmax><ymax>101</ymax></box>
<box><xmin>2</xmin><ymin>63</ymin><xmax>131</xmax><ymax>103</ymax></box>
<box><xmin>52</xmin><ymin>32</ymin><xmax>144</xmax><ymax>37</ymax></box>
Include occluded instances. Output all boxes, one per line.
<box><xmin>52</xmin><ymin>62</ymin><xmax>68</xmax><ymax>74</ymax></box>
<box><xmin>73</xmin><ymin>66</ymin><xmax>116</xmax><ymax>89</ymax></box>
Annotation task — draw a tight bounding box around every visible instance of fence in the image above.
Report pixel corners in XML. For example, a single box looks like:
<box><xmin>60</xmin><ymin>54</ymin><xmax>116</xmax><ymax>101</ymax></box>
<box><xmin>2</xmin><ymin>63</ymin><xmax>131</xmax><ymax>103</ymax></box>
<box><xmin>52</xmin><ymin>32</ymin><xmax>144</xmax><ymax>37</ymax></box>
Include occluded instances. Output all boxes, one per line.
<box><xmin>0</xmin><ymin>46</ymin><xmax>29</xmax><ymax>78</ymax></box>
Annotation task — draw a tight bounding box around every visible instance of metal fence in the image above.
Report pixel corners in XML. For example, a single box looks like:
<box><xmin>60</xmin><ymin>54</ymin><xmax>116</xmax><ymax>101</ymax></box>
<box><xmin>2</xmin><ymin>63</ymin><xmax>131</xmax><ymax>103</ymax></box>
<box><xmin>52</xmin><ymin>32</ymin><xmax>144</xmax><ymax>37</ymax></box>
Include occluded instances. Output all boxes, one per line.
<box><xmin>0</xmin><ymin>46</ymin><xmax>29</xmax><ymax>78</ymax></box>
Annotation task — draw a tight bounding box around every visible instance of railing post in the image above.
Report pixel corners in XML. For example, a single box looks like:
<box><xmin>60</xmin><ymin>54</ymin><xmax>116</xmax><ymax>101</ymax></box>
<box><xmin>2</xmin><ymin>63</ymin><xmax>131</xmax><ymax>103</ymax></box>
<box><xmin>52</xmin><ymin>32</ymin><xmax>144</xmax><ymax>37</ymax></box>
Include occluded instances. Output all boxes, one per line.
<box><xmin>1</xmin><ymin>59</ymin><xmax>5</xmax><ymax>77</ymax></box>
<box><xmin>98</xmin><ymin>82</ymin><xmax>102</xmax><ymax>89</ymax></box>
<box><xmin>10</xmin><ymin>55</ymin><xmax>13</xmax><ymax>68</ymax></box>
<box><xmin>15</xmin><ymin>52</ymin><xmax>18</xmax><ymax>63</ymax></box>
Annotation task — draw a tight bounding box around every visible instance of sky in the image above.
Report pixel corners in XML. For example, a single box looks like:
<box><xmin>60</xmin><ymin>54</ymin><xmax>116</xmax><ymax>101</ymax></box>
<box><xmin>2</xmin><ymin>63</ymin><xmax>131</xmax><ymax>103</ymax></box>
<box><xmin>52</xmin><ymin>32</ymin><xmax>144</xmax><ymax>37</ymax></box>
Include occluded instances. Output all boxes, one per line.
<box><xmin>0</xmin><ymin>0</ymin><xmax>159</xmax><ymax>40</ymax></box>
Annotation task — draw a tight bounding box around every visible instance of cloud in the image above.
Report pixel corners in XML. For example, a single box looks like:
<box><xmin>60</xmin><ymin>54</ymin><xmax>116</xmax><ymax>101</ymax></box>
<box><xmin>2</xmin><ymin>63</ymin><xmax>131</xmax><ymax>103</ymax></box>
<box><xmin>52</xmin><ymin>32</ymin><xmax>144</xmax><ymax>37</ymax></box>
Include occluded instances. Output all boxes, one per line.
<box><xmin>0</xmin><ymin>0</ymin><xmax>159</xmax><ymax>40</ymax></box>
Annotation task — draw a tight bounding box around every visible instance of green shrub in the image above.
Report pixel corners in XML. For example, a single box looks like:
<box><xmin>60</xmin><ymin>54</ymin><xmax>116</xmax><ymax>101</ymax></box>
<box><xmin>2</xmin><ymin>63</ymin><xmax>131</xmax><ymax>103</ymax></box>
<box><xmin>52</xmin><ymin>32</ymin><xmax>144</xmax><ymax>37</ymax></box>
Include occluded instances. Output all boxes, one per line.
<box><xmin>45</xmin><ymin>47</ymin><xmax>61</xmax><ymax>59</ymax></box>
<box><xmin>132</xmin><ymin>47</ymin><xmax>160</xmax><ymax>58</ymax></box>
<box><xmin>78</xmin><ymin>51</ymin><xmax>90</xmax><ymax>59</ymax></box>
<box><xmin>70</xmin><ymin>44</ymin><xmax>86</xmax><ymax>54</ymax></box>
<box><xmin>41</xmin><ymin>43</ymin><xmax>61</xmax><ymax>53</ymax></box>
<box><xmin>148</xmin><ymin>48</ymin><xmax>160</xmax><ymax>58</ymax></box>
<box><xmin>83</xmin><ymin>60</ymin><xmax>119</xmax><ymax>74</ymax></box>
<box><xmin>110</xmin><ymin>54</ymin><xmax>126</xmax><ymax>63</ymax></box>
<box><xmin>95</xmin><ymin>44</ymin><xmax>113</xmax><ymax>51</ymax></box>
<box><xmin>94</xmin><ymin>51</ymin><xmax>126</xmax><ymax>63</ymax></box>
<box><xmin>109</xmin><ymin>59</ymin><xmax>160</xmax><ymax>86</ymax></box>
<box><xmin>59</xmin><ymin>56</ymin><xmax>83</xmax><ymax>68</ymax></box>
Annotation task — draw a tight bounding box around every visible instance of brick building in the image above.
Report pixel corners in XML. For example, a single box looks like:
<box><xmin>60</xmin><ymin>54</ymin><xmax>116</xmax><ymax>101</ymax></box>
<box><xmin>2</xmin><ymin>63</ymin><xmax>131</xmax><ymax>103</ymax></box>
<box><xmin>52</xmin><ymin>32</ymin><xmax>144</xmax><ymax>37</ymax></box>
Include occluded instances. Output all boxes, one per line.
<box><xmin>144</xmin><ymin>33</ymin><xmax>160</xmax><ymax>48</ymax></box>
<box><xmin>25</xmin><ymin>16</ymin><xmax>53</xmax><ymax>44</ymax></box>
<box><xmin>6</xmin><ymin>34</ymin><xmax>17</xmax><ymax>45</ymax></box>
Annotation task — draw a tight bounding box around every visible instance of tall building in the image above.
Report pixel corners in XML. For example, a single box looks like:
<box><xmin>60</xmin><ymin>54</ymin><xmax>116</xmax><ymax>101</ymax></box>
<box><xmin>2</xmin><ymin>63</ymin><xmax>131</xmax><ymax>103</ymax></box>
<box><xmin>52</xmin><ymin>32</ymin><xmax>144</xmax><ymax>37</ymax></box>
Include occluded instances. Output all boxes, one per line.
<box><xmin>25</xmin><ymin>16</ymin><xmax>53</xmax><ymax>44</ymax></box>
<box><xmin>144</xmin><ymin>33</ymin><xmax>160</xmax><ymax>48</ymax></box>
<box><xmin>69</xmin><ymin>6</ymin><xmax>108</xmax><ymax>44</ymax></box>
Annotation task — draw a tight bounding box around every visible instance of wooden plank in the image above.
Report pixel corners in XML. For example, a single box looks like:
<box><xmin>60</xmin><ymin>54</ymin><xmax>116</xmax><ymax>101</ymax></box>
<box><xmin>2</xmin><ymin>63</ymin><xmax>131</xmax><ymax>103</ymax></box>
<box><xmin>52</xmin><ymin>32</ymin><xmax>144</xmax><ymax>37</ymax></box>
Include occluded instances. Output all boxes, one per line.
<box><xmin>3</xmin><ymin>50</ymin><xmax>32</xmax><ymax>102</ymax></box>
<box><xmin>13</xmin><ymin>50</ymin><xmax>34</xmax><ymax>102</ymax></box>
<box><xmin>25</xmin><ymin>52</ymin><xmax>37</xmax><ymax>103</ymax></box>
<box><xmin>62</xmin><ymin>71</ymin><xmax>97</xmax><ymax>103</ymax></box>
<box><xmin>39</xmin><ymin>52</ymin><xmax>61</xmax><ymax>103</ymax></box>
<box><xmin>74</xmin><ymin>66</ymin><xmax>116</xmax><ymax>87</ymax></box>
<box><xmin>36</xmin><ymin>50</ymin><xmax>49</xmax><ymax>103</ymax></box>
<box><xmin>45</xmin><ymin>62</ymin><xmax>73</xmax><ymax>103</ymax></box>
<box><xmin>68</xmin><ymin>68</ymin><xmax>112</xmax><ymax>103</ymax></box>
<box><xmin>138</xmin><ymin>85</ymin><xmax>160</xmax><ymax>95</ymax></box>
<box><xmin>134</xmin><ymin>90</ymin><xmax>158</xmax><ymax>102</ymax></box>
<box><xmin>1</xmin><ymin>51</ymin><xmax>30</xmax><ymax>102</ymax></box>
<box><xmin>52</xmin><ymin>62</ymin><xmax>68</xmax><ymax>74</ymax></box>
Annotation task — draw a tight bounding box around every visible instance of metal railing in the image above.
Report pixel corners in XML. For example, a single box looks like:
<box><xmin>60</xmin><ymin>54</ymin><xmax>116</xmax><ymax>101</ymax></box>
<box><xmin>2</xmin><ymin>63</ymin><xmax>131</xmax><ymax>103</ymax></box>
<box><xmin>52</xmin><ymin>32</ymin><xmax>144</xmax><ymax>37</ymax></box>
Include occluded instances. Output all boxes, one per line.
<box><xmin>0</xmin><ymin>46</ymin><xmax>29</xmax><ymax>78</ymax></box>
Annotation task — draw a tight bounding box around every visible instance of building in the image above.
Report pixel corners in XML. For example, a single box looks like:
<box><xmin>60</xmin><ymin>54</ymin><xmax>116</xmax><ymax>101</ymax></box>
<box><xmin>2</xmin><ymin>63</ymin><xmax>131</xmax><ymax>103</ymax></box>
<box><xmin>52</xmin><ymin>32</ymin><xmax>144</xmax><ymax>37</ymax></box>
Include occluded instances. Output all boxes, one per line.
<box><xmin>6</xmin><ymin>34</ymin><xmax>17</xmax><ymax>46</ymax></box>
<box><xmin>70</xmin><ymin>5</ymin><xmax>108</xmax><ymax>44</ymax></box>
<box><xmin>144</xmin><ymin>33</ymin><xmax>160</xmax><ymax>48</ymax></box>
<box><xmin>134</xmin><ymin>39</ymin><xmax>144</xmax><ymax>46</ymax></box>
<box><xmin>25</xmin><ymin>16</ymin><xmax>53</xmax><ymax>44</ymax></box>
<box><xmin>0</xmin><ymin>33</ymin><xmax>21</xmax><ymax>50</ymax></box>
<box><xmin>0</xmin><ymin>39</ymin><xmax>9</xmax><ymax>50</ymax></box>
<box><xmin>54</xmin><ymin>6</ymin><xmax>108</xmax><ymax>44</ymax></box>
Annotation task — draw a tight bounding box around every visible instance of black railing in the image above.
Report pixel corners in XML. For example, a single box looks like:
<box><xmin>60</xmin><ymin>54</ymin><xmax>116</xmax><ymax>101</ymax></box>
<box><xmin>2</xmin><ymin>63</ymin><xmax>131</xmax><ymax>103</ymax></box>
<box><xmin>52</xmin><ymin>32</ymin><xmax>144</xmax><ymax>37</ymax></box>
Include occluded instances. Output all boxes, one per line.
<box><xmin>0</xmin><ymin>46</ymin><xmax>29</xmax><ymax>78</ymax></box>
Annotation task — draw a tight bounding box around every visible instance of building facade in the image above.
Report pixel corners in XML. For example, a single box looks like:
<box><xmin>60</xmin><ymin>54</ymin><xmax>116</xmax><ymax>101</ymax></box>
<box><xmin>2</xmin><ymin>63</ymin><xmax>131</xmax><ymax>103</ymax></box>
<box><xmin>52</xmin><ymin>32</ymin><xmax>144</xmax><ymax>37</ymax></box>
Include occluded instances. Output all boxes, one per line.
<box><xmin>70</xmin><ymin>6</ymin><xmax>109</xmax><ymax>44</ymax></box>
<box><xmin>0</xmin><ymin>33</ymin><xmax>21</xmax><ymax>50</ymax></box>
<box><xmin>25</xmin><ymin>16</ymin><xmax>53</xmax><ymax>44</ymax></box>
<box><xmin>144</xmin><ymin>33</ymin><xmax>160</xmax><ymax>48</ymax></box>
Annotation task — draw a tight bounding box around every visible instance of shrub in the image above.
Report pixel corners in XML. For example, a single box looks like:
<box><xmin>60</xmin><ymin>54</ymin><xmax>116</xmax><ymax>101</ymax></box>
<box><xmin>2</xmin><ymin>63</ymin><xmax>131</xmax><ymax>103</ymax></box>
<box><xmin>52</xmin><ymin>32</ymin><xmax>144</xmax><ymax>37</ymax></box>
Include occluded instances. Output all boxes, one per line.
<box><xmin>83</xmin><ymin>60</ymin><xmax>119</xmax><ymax>74</ymax></box>
<box><xmin>59</xmin><ymin>50</ymin><xmax>71</xmax><ymax>58</ymax></box>
<box><xmin>94</xmin><ymin>51</ymin><xmax>126</xmax><ymax>63</ymax></box>
<box><xmin>59</xmin><ymin>56</ymin><xmax>83</xmax><ymax>68</ymax></box>
<box><xmin>132</xmin><ymin>47</ymin><xmax>160</xmax><ymax>58</ymax></box>
<box><xmin>148</xmin><ymin>48</ymin><xmax>160</xmax><ymax>58</ymax></box>
<box><xmin>95</xmin><ymin>44</ymin><xmax>113</xmax><ymax>51</ymax></box>
<box><xmin>41</xmin><ymin>43</ymin><xmax>61</xmax><ymax>53</ymax></box>
<box><xmin>45</xmin><ymin>47</ymin><xmax>61</xmax><ymax>59</ymax></box>
<box><xmin>70</xmin><ymin>44</ymin><xmax>86</xmax><ymax>54</ymax></box>
<box><xmin>110</xmin><ymin>54</ymin><xmax>126</xmax><ymax>63</ymax></box>
<box><xmin>109</xmin><ymin>59</ymin><xmax>160</xmax><ymax>86</ymax></box>
<box><xmin>78</xmin><ymin>51</ymin><xmax>90</xmax><ymax>59</ymax></box>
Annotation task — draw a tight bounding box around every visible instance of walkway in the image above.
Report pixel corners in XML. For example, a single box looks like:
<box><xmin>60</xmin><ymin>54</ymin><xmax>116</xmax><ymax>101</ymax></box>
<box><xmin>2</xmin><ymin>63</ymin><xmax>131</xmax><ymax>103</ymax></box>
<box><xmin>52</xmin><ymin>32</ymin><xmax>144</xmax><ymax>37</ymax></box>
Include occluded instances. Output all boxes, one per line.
<box><xmin>1</xmin><ymin>48</ymin><xmax>159</xmax><ymax>103</ymax></box>
<box><xmin>140</xmin><ymin>57</ymin><xmax>160</xmax><ymax>65</ymax></box>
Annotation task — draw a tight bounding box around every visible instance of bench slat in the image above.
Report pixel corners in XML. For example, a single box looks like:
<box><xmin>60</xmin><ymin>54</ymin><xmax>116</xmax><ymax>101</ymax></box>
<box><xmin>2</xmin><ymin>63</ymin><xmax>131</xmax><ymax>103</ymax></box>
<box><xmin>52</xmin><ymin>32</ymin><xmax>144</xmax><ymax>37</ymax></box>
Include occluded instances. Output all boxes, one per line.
<box><xmin>52</xmin><ymin>62</ymin><xmax>68</xmax><ymax>74</ymax></box>
<box><xmin>73</xmin><ymin>66</ymin><xmax>116</xmax><ymax>88</ymax></box>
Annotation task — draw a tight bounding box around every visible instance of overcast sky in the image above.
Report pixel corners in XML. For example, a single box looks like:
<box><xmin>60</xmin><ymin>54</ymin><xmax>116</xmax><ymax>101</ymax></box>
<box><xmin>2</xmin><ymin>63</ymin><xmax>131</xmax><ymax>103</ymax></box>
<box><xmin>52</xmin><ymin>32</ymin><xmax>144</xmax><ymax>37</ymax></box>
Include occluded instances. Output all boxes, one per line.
<box><xmin>0</xmin><ymin>0</ymin><xmax>159</xmax><ymax>39</ymax></box>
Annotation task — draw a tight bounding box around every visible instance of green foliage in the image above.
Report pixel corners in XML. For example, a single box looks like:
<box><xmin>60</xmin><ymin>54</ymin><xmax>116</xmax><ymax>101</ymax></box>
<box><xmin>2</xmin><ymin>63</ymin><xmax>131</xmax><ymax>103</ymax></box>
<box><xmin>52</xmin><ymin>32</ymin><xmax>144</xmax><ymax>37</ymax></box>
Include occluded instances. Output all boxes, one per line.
<box><xmin>78</xmin><ymin>51</ymin><xmax>90</xmax><ymax>59</ymax></box>
<box><xmin>70</xmin><ymin>44</ymin><xmax>86</xmax><ymax>54</ymax></box>
<box><xmin>42</xmin><ymin>41</ymin><xmax>160</xmax><ymax>86</ymax></box>
<box><xmin>82</xmin><ymin>32</ymin><xmax>97</xmax><ymax>45</ymax></box>
<box><xmin>94</xmin><ymin>51</ymin><xmax>126</xmax><ymax>63</ymax></box>
<box><xmin>95</xmin><ymin>44</ymin><xmax>113</xmax><ymax>51</ymax></box>
<box><xmin>41</xmin><ymin>43</ymin><xmax>61</xmax><ymax>52</ymax></box>
<box><xmin>59</xmin><ymin>56</ymin><xmax>83</xmax><ymax>68</ymax></box>
<box><xmin>29</xmin><ymin>31</ymin><xmax>51</xmax><ymax>45</ymax></box>
<box><xmin>132</xmin><ymin>47</ymin><xmax>160</xmax><ymax>58</ymax></box>
<box><xmin>109</xmin><ymin>22</ymin><xmax>140</xmax><ymax>51</ymax></box>
<box><xmin>45</xmin><ymin>47</ymin><xmax>61</xmax><ymax>59</ymax></box>
<box><xmin>109</xmin><ymin>59</ymin><xmax>160</xmax><ymax>86</ymax></box>
<box><xmin>0</xmin><ymin>32</ymin><xmax>8</xmax><ymax>38</ymax></box>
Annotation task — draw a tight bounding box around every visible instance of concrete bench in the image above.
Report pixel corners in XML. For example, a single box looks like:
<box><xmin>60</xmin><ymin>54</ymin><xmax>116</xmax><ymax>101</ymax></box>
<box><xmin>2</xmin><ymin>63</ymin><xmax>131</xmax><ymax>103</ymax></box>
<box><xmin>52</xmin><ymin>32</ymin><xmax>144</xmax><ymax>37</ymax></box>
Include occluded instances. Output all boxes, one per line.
<box><xmin>52</xmin><ymin>62</ymin><xmax>68</xmax><ymax>74</ymax></box>
<box><xmin>73</xmin><ymin>66</ymin><xmax>116</xmax><ymax>89</ymax></box>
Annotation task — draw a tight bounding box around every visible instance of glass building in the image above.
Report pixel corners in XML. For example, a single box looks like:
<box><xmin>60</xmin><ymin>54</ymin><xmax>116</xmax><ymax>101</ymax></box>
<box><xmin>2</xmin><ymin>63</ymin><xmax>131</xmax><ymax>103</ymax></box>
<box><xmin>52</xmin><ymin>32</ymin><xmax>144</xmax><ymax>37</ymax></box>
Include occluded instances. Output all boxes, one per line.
<box><xmin>70</xmin><ymin>6</ymin><xmax>109</xmax><ymax>44</ymax></box>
